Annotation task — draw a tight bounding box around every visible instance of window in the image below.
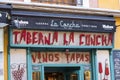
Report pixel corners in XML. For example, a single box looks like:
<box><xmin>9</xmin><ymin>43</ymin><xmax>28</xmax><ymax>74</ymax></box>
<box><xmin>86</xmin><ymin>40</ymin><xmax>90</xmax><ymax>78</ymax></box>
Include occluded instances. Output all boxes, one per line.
<box><xmin>9</xmin><ymin>0</ymin><xmax>24</xmax><ymax>2</ymax></box>
<box><xmin>31</xmin><ymin>0</ymin><xmax>76</xmax><ymax>6</ymax></box>
<box><xmin>0</xmin><ymin>0</ymin><xmax>89</xmax><ymax>7</ymax></box>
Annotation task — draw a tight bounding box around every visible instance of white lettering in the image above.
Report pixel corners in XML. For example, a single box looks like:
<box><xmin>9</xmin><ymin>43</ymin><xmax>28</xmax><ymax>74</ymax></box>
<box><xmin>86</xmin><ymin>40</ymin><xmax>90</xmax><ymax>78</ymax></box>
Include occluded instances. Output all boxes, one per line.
<box><xmin>102</xmin><ymin>24</ymin><xmax>113</xmax><ymax>29</ymax></box>
<box><xmin>60</xmin><ymin>20</ymin><xmax>80</xmax><ymax>28</ymax></box>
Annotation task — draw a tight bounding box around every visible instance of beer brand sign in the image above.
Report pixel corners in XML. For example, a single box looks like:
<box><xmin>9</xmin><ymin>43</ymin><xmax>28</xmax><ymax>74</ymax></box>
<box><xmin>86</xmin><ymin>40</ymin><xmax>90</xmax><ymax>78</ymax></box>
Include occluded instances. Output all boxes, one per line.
<box><xmin>32</xmin><ymin>52</ymin><xmax>90</xmax><ymax>64</ymax></box>
<box><xmin>12</xmin><ymin>29</ymin><xmax>113</xmax><ymax>46</ymax></box>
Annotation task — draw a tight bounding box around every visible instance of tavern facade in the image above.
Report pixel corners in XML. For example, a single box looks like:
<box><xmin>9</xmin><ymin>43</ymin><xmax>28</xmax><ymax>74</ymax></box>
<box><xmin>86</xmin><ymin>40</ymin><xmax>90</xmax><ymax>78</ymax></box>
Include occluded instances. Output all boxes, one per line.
<box><xmin>0</xmin><ymin>3</ymin><xmax>118</xmax><ymax>80</ymax></box>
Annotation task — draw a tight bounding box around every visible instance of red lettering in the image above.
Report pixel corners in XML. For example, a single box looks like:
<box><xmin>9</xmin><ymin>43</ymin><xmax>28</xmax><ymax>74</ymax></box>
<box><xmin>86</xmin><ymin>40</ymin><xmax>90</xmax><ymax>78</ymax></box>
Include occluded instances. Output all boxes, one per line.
<box><xmin>13</xmin><ymin>30</ymin><xmax>113</xmax><ymax>47</ymax></box>
<box><xmin>91</xmin><ymin>35</ymin><xmax>96</xmax><ymax>46</ymax></box>
<box><xmin>65</xmin><ymin>53</ymin><xmax>70</xmax><ymax>63</ymax></box>
<box><xmin>32</xmin><ymin>54</ymin><xmax>37</xmax><ymax>63</ymax></box>
<box><xmin>108</xmin><ymin>33</ymin><xmax>113</xmax><ymax>45</ymax></box>
<box><xmin>55</xmin><ymin>54</ymin><xmax>59</xmax><ymax>62</ymax></box>
<box><xmin>49</xmin><ymin>53</ymin><xmax>54</xmax><ymax>62</ymax></box>
<box><xmin>85</xmin><ymin>34</ymin><xmax>90</xmax><ymax>45</ymax></box>
<box><xmin>32</xmin><ymin>32</ymin><xmax>38</xmax><ymax>44</ymax></box>
<box><xmin>79</xmin><ymin>34</ymin><xmax>85</xmax><ymax>45</ymax></box>
<box><xmin>20</xmin><ymin>30</ymin><xmax>26</xmax><ymax>43</ymax></box>
<box><xmin>26</xmin><ymin>32</ymin><xmax>32</xmax><ymax>44</ymax></box>
<box><xmin>102</xmin><ymin>35</ymin><xmax>107</xmax><ymax>46</ymax></box>
<box><xmin>52</xmin><ymin>32</ymin><xmax>58</xmax><ymax>44</ymax></box>
<box><xmin>70</xmin><ymin>53</ymin><xmax>75</xmax><ymax>62</ymax></box>
<box><xmin>96</xmin><ymin>35</ymin><xmax>101</xmax><ymax>46</ymax></box>
<box><xmin>38</xmin><ymin>32</ymin><xmax>44</xmax><ymax>44</ymax></box>
<box><xmin>42</xmin><ymin>53</ymin><xmax>47</xmax><ymax>62</ymax></box>
<box><xmin>76</xmin><ymin>53</ymin><xmax>81</xmax><ymax>63</ymax></box>
<box><xmin>85</xmin><ymin>54</ymin><xmax>90</xmax><ymax>62</ymax></box>
<box><xmin>13</xmin><ymin>31</ymin><xmax>20</xmax><ymax>44</ymax></box>
<box><xmin>69</xmin><ymin>32</ymin><xmax>74</xmax><ymax>44</ymax></box>
<box><xmin>80</xmin><ymin>54</ymin><xmax>84</xmax><ymax>61</ymax></box>
<box><xmin>45</xmin><ymin>33</ymin><xmax>51</xmax><ymax>45</ymax></box>
<box><xmin>64</xmin><ymin>33</ymin><xmax>68</xmax><ymax>45</ymax></box>
<box><xmin>38</xmin><ymin>52</ymin><xmax>41</xmax><ymax>63</ymax></box>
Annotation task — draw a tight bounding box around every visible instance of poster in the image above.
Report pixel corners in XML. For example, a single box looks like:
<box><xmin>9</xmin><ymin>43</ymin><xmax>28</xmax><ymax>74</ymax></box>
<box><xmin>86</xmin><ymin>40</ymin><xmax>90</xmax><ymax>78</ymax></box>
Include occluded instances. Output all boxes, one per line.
<box><xmin>97</xmin><ymin>50</ymin><xmax>111</xmax><ymax>80</ymax></box>
<box><xmin>10</xmin><ymin>49</ymin><xmax>27</xmax><ymax>80</ymax></box>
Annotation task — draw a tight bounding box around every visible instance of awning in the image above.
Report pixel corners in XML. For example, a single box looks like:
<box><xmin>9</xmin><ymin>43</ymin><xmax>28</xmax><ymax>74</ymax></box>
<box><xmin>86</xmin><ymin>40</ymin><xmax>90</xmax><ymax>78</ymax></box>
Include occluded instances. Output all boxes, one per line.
<box><xmin>11</xmin><ymin>10</ymin><xmax>116</xmax><ymax>32</ymax></box>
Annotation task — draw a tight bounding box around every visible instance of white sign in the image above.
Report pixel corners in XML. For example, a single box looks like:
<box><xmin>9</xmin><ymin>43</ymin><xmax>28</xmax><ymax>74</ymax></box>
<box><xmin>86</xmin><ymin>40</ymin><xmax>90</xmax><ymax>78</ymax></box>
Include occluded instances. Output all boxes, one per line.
<box><xmin>12</xmin><ymin>29</ymin><xmax>113</xmax><ymax>46</ymax></box>
<box><xmin>32</xmin><ymin>52</ymin><xmax>90</xmax><ymax>64</ymax></box>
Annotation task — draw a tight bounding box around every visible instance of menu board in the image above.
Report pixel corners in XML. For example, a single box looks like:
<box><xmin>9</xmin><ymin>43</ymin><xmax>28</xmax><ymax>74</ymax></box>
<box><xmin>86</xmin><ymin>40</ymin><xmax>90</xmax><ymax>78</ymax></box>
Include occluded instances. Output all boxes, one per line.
<box><xmin>113</xmin><ymin>50</ymin><xmax>120</xmax><ymax>80</ymax></box>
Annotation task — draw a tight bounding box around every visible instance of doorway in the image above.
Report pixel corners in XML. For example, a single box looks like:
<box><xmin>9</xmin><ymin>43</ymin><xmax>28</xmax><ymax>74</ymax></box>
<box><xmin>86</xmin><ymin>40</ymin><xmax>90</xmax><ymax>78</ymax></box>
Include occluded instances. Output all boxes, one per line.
<box><xmin>44</xmin><ymin>67</ymin><xmax>80</xmax><ymax>80</ymax></box>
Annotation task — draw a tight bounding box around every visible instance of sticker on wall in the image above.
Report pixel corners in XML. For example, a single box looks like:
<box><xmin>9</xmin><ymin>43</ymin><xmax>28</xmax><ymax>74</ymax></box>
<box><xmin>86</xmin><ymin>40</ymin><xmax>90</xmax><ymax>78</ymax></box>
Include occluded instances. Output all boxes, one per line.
<box><xmin>10</xmin><ymin>49</ymin><xmax>27</xmax><ymax>80</ymax></box>
<box><xmin>97</xmin><ymin>50</ymin><xmax>111</xmax><ymax>80</ymax></box>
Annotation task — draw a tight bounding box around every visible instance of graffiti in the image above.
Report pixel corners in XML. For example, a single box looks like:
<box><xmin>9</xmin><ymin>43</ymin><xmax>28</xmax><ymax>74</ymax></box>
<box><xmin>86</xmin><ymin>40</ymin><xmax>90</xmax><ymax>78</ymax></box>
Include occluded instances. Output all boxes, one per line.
<box><xmin>11</xmin><ymin>63</ymin><xmax>26</xmax><ymax>80</ymax></box>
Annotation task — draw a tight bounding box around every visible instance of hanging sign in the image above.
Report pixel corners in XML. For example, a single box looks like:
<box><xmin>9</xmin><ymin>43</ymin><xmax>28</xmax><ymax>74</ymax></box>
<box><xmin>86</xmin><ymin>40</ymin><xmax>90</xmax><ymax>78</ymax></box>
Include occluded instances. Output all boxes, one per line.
<box><xmin>32</xmin><ymin>52</ymin><xmax>90</xmax><ymax>64</ymax></box>
<box><xmin>12</xmin><ymin>29</ymin><xmax>113</xmax><ymax>47</ymax></box>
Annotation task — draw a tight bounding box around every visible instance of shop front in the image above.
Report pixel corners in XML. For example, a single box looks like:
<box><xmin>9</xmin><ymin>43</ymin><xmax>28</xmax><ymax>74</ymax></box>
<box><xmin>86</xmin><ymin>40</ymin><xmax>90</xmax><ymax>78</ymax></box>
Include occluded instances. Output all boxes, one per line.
<box><xmin>8</xmin><ymin>10</ymin><xmax>116</xmax><ymax>80</ymax></box>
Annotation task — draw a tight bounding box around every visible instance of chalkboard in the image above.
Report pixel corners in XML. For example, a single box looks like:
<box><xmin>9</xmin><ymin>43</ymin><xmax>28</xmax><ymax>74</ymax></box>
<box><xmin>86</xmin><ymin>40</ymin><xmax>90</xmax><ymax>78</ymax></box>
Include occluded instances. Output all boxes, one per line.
<box><xmin>113</xmin><ymin>50</ymin><xmax>120</xmax><ymax>80</ymax></box>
